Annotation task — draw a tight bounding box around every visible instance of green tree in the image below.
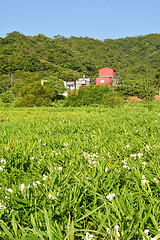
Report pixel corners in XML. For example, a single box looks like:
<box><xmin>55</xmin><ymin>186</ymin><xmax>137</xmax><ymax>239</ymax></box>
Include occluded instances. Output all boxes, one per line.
<box><xmin>15</xmin><ymin>81</ymin><xmax>56</xmax><ymax>107</ymax></box>
<box><xmin>42</xmin><ymin>75</ymin><xmax>66</xmax><ymax>95</ymax></box>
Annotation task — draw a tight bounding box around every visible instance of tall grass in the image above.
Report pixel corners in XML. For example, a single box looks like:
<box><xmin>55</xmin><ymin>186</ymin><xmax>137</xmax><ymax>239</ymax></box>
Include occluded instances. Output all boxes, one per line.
<box><xmin>0</xmin><ymin>102</ymin><xmax>160</xmax><ymax>239</ymax></box>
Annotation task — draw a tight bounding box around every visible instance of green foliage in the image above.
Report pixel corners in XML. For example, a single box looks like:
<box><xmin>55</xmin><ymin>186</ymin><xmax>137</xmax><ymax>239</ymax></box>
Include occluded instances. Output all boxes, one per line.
<box><xmin>0</xmin><ymin>74</ymin><xmax>11</xmax><ymax>93</ymax></box>
<box><xmin>0</xmin><ymin>103</ymin><xmax>160</xmax><ymax>239</ymax></box>
<box><xmin>64</xmin><ymin>90</ymin><xmax>81</xmax><ymax>107</ymax></box>
<box><xmin>0</xmin><ymin>32</ymin><xmax>159</xmax><ymax>105</ymax></box>
<box><xmin>0</xmin><ymin>91</ymin><xmax>14</xmax><ymax>103</ymax></box>
<box><xmin>152</xmin><ymin>70</ymin><xmax>160</xmax><ymax>89</ymax></box>
<box><xmin>42</xmin><ymin>75</ymin><xmax>66</xmax><ymax>95</ymax></box>
<box><xmin>115</xmin><ymin>80</ymin><xmax>157</xmax><ymax>100</ymax></box>
<box><xmin>0</xmin><ymin>32</ymin><xmax>160</xmax><ymax>87</ymax></box>
<box><xmin>64</xmin><ymin>85</ymin><xmax>122</xmax><ymax>107</ymax></box>
<box><xmin>103</xmin><ymin>90</ymin><xmax>122</xmax><ymax>107</ymax></box>
<box><xmin>15</xmin><ymin>81</ymin><xmax>56</xmax><ymax>107</ymax></box>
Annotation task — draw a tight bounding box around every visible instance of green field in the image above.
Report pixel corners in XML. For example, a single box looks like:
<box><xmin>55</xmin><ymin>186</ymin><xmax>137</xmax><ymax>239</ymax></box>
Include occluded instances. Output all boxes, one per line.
<box><xmin>0</xmin><ymin>102</ymin><xmax>160</xmax><ymax>240</ymax></box>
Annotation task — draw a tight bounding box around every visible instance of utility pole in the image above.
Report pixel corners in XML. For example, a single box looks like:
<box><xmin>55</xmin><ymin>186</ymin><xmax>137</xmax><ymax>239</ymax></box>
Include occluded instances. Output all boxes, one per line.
<box><xmin>11</xmin><ymin>74</ymin><xmax>14</xmax><ymax>88</ymax></box>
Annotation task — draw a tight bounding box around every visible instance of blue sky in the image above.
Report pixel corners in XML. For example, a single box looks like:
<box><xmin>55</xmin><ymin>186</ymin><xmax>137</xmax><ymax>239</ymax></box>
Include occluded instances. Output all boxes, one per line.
<box><xmin>0</xmin><ymin>0</ymin><xmax>160</xmax><ymax>40</ymax></box>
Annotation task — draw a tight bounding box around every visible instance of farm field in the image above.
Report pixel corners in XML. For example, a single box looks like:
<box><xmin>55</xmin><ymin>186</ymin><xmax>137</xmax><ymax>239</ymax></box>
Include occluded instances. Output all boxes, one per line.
<box><xmin>0</xmin><ymin>102</ymin><xmax>160</xmax><ymax>240</ymax></box>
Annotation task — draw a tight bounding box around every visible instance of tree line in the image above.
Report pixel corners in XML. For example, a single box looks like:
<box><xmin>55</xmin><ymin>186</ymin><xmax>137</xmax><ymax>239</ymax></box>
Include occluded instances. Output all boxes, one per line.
<box><xmin>0</xmin><ymin>31</ymin><xmax>160</xmax><ymax>106</ymax></box>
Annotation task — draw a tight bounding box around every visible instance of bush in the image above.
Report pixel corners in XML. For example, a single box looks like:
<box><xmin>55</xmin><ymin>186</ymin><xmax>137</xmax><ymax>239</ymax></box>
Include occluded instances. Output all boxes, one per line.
<box><xmin>115</xmin><ymin>82</ymin><xmax>157</xmax><ymax>101</ymax></box>
<box><xmin>103</xmin><ymin>91</ymin><xmax>122</xmax><ymax>107</ymax></box>
<box><xmin>63</xmin><ymin>90</ymin><xmax>81</xmax><ymax>107</ymax></box>
<box><xmin>0</xmin><ymin>91</ymin><xmax>14</xmax><ymax>103</ymax></box>
<box><xmin>64</xmin><ymin>85</ymin><xmax>122</xmax><ymax>107</ymax></box>
<box><xmin>15</xmin><ymin>82</ymin><xmax>56</xmax><ymax>107</ymax></box>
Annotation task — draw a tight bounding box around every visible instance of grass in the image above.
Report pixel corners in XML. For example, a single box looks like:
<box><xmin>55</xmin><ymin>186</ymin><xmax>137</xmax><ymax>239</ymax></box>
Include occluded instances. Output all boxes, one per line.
<box><xmin>0</xmin><ymin>101</ymin><xmax>160</xmax><ymax>239</ymax></box>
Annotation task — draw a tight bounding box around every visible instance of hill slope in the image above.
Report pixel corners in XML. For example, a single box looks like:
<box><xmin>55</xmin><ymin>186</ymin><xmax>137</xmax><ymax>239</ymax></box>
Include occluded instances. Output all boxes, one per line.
<box><xmin>0</xmin><ymin>31</ymin><xmax>160</xmax><ymax>92</ymax></box>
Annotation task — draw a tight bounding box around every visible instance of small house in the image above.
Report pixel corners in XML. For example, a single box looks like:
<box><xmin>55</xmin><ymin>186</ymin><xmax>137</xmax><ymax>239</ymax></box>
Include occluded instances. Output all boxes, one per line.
<box><xmin>96</xmin><ymin>67</ymin><xmax>120</xmax><ymax>86</ymax></box>
<box><xmin>66</xmin><ymin>76</ymin><xmax>91</xmax><ymax>91</ymax></box>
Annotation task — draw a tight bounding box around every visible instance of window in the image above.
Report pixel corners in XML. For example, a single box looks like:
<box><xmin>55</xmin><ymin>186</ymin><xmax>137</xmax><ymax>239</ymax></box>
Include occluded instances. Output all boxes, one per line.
<box><xmin>101</xmin><ymin>80</ymin><xmax>104</xmax><ymax>83</ymax></box>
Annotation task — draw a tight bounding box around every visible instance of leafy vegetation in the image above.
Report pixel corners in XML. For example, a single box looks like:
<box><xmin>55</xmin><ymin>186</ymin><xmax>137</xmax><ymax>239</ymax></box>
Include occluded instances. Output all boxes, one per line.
<box><xmin>0</xmin><ymin>31</ymin><xmax>160</xmax><ymax>105</ymax></box>
<box><xmin>14</xmin><ymin>81</ymin><xmax>56</xmax><ymax>107</ymax></box>
<box><xmin>0</xmin><ymin>102</ymin><xmax>160</xmax><ymax>239</ymax></box>
<box><xmin>64</xmin><ymin>85</ymin><xmax>122</xmax><ymax>107</ymax></box>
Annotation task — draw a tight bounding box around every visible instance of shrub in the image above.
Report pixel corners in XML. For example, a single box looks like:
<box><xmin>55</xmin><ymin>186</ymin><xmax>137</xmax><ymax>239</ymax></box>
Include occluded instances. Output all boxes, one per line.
<box><xmin>64</xmin><ymin>84</ymin><xmax>121</xmax><ymax>107</ymax></box>
<box><xmin>0</xmin><ymin>91</ymin><xmax>14</xmax><ymax>103</ymax></box>
<box><xmin>103</xmin><ymin>91</ymin><xmax>122</xmax><ymax>107</ymax></box>
<box><xmin>15</xmin><ymin>81</ymin><xmax>56</xmax><ymax>107</ymax></box>
<box><xmin>115</xmin><ymin>82</ymin><xmax>157</xmax><ymax>101</ymax></box>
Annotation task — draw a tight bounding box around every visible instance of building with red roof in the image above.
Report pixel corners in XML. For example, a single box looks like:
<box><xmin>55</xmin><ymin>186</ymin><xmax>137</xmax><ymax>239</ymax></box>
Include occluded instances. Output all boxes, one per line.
<box><xmin>96</xmin><ymin>67</ymin><xmax>120</xmax><ymax>86</ymax></box>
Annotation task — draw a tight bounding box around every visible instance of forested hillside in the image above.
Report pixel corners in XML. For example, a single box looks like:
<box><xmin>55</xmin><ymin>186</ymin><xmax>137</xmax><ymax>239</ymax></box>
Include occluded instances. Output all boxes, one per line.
<box><xmin>0</xmin><ymin>31</ymin><xmax>160</xmax><ymax>101</ymax></box>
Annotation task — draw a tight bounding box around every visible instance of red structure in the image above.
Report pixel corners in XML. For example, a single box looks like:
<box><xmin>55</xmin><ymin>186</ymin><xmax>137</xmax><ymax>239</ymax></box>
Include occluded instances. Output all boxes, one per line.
<box><xmin>96</xmin><ymin>67</ymin><xmax>119</xmax><ymax>86</ymax></box>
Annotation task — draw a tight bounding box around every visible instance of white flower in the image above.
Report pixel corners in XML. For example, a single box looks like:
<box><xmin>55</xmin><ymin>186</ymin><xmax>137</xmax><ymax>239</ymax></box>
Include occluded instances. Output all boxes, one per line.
<box><xmin>0</xmin><ymin>166</ymin><xmax>4</xmax><ymax>171</ymax></box>
<box><xmin>144</xmin><ymin>229</ymin><xmax>149</xmax><ymax>235</ymax></box>
<box><xmin>123</xmin><ymin>164</ymin><xmax>130</xmax><ymax>170</ymax></box>
<box><xmin>0</xmin><ymin>158</ymin><xmax>6</xmax><ymax>164</ymax></box>
<box><xmin>63</xmin><ymin>143</ymin><xmax>69</xmax><ymax>148</ymax></box>
<box><xmin>0</xmin><ymin>202</ymin><xmax>6</xmax><ymax>211</ymax></box>
<box><xmin>115</xmin><ymin>168</ymin><xmax>121</xmax><ymax>173</ymax></box>
<box><xmin>36</xmin><ymin>180</ymin><xmax>41</xmax><ymax>185</ymax></box>
<box><xmin>142</xmin><ymin>161</ymin><xmax>146</xmax><ymax>169</ymax></box>
<box><xmin>126</xmin><ymin>144</ymin><xmax>130</xmax><ymax>148</ymax></box>
<box><xmin>142</xmin><ymin>179</ymin><xmax>147</xmax><ymax>184</ymax></box>
<box><xmin>6</xmin><ymin>188</ymin><xmax>13</xmax><ymax>193</ymax></box>
<box><xmin>122</xmin><ymin>159</ymin><xmax>128</xmax><ymax>164</ymax></box>
<box><xmin>86</xmin><ymin>176</ymin><xmax>91</xmax><ymax>180</ymax></box>
<box><xmin>106</xmin><ymin>227</ymin><xmax>111</xmax><ymax>235</ymax></box>
<box><xmin>105</xmin><ymin>168</ymin><xmax>108</xmax><ymax>172</ymax></box>
<box><xmin>20</xmin><ymin>184</ymin><xmax>25</xmax><ymax>192</ymax></box>
<box><xmin>115</xmin><ymin>225</ymin><xmax>120</xmax><ymax>237</ymax></box>
<box><xmin>43</xmin><ymin>174</ymin><xmax>47</xmax><ymax>180</ymax></box>
<box><xmin>106</xmin><ymin>193</ymin><xmax>115</xmax><ymax>201</ymax></box>
<box><xmin>48</xmin><ymin>193</ymin><xmax>53</xmax><ymax>199</ymax></box>
<box><xmin>141</xmin><ymin>175</ymin><xmax>149</xmax><ymax>185</ymax></box>
<box><xmin>138</xmin><ymin>153</ymin><xmax>143</xmax><ymax>158</ymax></box>
<box><xmin>143</xmin><ymin>228</ymin><xmax>157</xmax><ymax>239</ymax></box>
<box><xmin>153</xmin><ymin>178</ymin><xmax>158</xmax><ymax>183</ymax></box>
<box><xmin>84</xmin><ymin>232</ymin><xmax>94</xmax><ymax>240</ymax></box>
<box><xmin>33</xmin><ymin>182</ymin><xmax>37</xmax><ymax>188</ymax></box>
<box><xmin>145</xmin><ymin>145</ymin><xmax>150</xmax><ymax>149</ymax></box>
<box><xmin>54</xmin><ymin>166</ymin><xmax>63</xmax><ymax>171</ymax></box>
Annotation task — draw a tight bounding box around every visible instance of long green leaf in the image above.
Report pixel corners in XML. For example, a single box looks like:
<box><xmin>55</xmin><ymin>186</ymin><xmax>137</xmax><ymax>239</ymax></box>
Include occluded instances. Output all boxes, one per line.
<box><xmin>75</xmin><ymin>203</ymin><xmax>105</xmax><ymax>223</ymax></box>
<box><xmin>11</xmin><ymin>213</ymin><xmax>17</xmax><ymax>236</ymax></box>
<box><xmin>43</xmin><ymin>209</ymin><xmax>53</xmax><ymax>240</ymax></box>
<box><xmin>0</xmin><ymin>220</ymin><xmax>14</xmax><ymax>240</ymax></box>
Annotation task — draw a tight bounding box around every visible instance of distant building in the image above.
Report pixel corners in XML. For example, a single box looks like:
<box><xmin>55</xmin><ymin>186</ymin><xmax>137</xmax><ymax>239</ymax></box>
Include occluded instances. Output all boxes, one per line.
<box><xmin>96</xmin><ymin>67</ymin><xmax>120</xmax><ymax>86</ymax></box>
<box><xmin>66</xmin><ymin>76</ymin><xmax>91</xmax><ymax>91</ymax></box>
<box><xmin>66</xmin><ymin>81</ymin><xmax>75</xmax><ymax>91</ymax></box>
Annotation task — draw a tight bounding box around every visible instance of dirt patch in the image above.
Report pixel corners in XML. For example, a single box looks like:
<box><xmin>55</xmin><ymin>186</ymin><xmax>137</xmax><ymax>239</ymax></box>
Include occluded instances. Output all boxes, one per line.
<box><xmin>126</xmin><ymin>96</ymin><xmax>143</xmax><ymax>102</ymax></box>
<box><xmin>155</xmin><ymin>95</ymin><xmax>160</xmax><ymax>101</ymax></box>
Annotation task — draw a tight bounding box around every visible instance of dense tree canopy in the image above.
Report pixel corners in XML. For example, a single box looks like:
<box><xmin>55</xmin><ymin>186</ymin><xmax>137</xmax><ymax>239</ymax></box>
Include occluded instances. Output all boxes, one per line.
<box><xmin>0</xmin><ymin>31</ymin><xmax>159</xmax><ymax>106</ymax></box>
<box><xmin>0</xmin><ymin>32</ymin><xmax>160</xmax><ymax>80</ymax></box>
